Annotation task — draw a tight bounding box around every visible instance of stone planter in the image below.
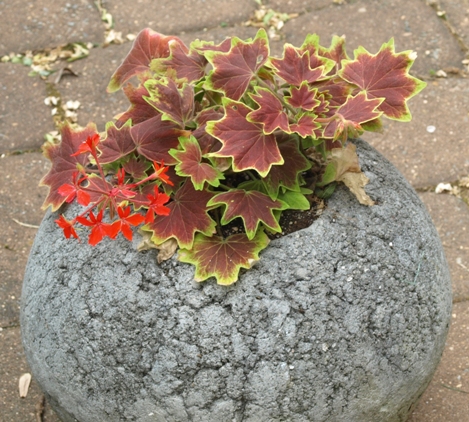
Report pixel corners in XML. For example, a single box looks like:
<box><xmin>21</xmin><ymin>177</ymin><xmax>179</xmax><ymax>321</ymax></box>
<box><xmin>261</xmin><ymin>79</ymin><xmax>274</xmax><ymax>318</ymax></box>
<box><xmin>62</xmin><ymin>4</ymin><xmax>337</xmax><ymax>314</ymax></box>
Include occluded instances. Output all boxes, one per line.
<box><xmin>21</xmin><ymin>139</ymin><xmax>452</xmax><ymax>422</ymax></box>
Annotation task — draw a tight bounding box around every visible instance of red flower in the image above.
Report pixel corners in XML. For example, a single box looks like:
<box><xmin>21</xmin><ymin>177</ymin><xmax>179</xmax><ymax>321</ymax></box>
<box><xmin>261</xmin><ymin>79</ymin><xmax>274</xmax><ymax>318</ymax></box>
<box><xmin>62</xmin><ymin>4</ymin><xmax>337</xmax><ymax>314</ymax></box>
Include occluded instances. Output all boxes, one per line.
<box><xmin>152</xmin><ymin>161</ymin><xmax>174</xmax><ymax>186</ymax></box>
<box><xmin>76</xmin><ymin>209</ymin><xmax>118</xmax><ymax>246</ymax></box>
<box><xmin>58</xmin><ymin>172</ymin><xmax>90</xmax><ymax>206</ymax></box>
<box><xmin>145</xmin><ymin>187</ymin><xmax>171</xmax><ymax>223</ymax></box>
<box><xmin>109</xmin><ymin>168</ymin><xmax>136</xmax><ymax>200</ymax></box>
<box><xmin>55</xmin><ymin>215</ymin><xmax>79</xmax><ymax>239</ymax></box>
<box><xmin>113</xmin><ymin>206</ymin><xmax>145</xmax><ymax>241</ymax></box>
<box><xmin>71</xmin><ymin>133</ymin><xmax>100</xmax><ymax>157</ymax></box>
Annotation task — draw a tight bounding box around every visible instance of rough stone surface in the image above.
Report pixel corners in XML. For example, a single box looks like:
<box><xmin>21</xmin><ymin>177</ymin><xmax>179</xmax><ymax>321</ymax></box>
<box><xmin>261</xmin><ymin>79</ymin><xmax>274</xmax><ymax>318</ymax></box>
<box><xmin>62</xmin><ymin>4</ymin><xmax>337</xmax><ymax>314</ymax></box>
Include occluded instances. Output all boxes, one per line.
<box><xmin>21</xmin><ymin>140</ymin><xmax>452</xmax><ymax>422</ymax></box>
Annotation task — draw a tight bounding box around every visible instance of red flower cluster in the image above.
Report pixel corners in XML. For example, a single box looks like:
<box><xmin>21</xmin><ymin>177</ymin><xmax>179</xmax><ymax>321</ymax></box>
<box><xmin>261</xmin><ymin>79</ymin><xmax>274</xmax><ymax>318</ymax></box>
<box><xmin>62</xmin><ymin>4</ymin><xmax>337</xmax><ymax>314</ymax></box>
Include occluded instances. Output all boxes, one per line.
<box><xmin>54</xmin><ymin>134</ymin><xmax>171</xmax><ymax>245</ymax></box>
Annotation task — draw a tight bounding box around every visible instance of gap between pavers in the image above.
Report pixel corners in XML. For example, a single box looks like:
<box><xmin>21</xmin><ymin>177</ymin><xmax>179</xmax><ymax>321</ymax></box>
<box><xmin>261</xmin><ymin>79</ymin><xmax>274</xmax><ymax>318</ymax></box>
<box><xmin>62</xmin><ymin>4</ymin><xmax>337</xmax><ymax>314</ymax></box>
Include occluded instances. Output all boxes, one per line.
<box><xmin>438</xmin><ymin>0</ymin><xmax>469</xmax><ymax>54</ymax></box>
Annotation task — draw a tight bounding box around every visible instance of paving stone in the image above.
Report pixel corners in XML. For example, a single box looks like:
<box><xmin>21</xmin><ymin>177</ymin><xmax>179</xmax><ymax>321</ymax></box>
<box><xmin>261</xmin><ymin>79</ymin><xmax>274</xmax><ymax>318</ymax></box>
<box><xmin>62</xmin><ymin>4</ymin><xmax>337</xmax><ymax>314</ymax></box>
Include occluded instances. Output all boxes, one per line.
<box><xmin>362</xmin><ymin>78</ymin><xmax>469</xmax><ymax>188</ymax></box>
<box><xmin>51</xmin><ymin>44</ymin><xmax>130</xmax><ymax>130</ymax></box>
<box><xmin>104</xmin><ymin>0</ymin><xmax>257</xmax><ymax>37</ymax></box>
<box><xmin>0</xmin><ymin>153</ymin><xmax>49</xmax><ymax>327</ymax></box>
<box><xmin>408</xmin><ymin>300</ymin><xmax>469</xmax><ymax>422</ymax></box>
<box><xmin>0</xmin><ymin>63</ymin><xmax>54</xmax><ymax>154</ymax></box>
<box><xmin>0</xmin><ymin>326</ymin><xmax>60</xmax><ymax>422</ymax></box>
<box><xmin>265</xmin><ymin>0</ymin><xmax>330</xmax><ymax>14</ymax></box>
<box><xmin>0</xmin><ymin>0</ymin><xmax>104</xmax><ymax>55</ymax></box>
<box><xmin>419</xmin><ymin>191</ymin><xmax>469</xmax><ymax>302</ymax></box>
<box><xmin>439</xmin><ymin>0</ymin><xmax>469</xmax><ymax>51</ymax></box>
<box><xmin>179</xmin><ymin>25</ymin><xmax>260</xmax><ymax>46</ymax></box>
<box><xmin>282</xmin><ymin>0</ymin><xmax>465</xmax><ymax>76</ymax></box>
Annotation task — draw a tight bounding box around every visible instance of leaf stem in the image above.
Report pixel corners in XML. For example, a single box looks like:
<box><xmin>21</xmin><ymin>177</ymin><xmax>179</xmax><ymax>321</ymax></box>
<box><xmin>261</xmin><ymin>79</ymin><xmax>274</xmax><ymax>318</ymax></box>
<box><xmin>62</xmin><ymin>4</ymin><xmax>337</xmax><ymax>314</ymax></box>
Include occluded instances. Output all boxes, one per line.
<box><xmin>217</xmin><ymin>183</ymin><xmax>231</xmax><ymax>191</ymax></box>
<box><xmin>246</xmin><ymin>170</ymin><xmax>258</xmax><ymax>181</ymax></box>
<box><xmin>255</xmin><ymin>77</ymin><xmax>297</xmax><ymax>116</ymax></box>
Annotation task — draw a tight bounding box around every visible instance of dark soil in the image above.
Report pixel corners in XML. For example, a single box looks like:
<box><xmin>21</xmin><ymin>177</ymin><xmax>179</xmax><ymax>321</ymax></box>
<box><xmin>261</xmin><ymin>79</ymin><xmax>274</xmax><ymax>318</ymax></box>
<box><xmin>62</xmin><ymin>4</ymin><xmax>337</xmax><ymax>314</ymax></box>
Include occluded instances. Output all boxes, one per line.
<box><xmin>219</xmin><ymin>195</ymin><xmax>326</xmax><ymax>239</ymax></box>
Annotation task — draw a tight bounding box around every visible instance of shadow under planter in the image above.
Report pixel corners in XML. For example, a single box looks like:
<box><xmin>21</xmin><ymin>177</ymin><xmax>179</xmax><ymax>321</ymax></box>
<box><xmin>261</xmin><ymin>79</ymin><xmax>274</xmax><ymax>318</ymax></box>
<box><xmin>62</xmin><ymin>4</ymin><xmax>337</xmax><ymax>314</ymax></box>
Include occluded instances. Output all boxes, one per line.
<box><xmin>21</xmin><ymin>139</ymin><xmax>452</xmax><ymax>422</ymax></box>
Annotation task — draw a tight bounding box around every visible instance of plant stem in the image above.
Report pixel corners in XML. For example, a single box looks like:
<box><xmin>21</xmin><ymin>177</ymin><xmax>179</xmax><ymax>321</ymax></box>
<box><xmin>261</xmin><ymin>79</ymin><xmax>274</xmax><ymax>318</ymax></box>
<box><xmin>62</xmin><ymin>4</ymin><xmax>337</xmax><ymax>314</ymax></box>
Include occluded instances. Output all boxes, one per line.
<box><xmin>255</xmin><ymin>77</ymin><xmax>297</xmax><ymax>116</ymax></box>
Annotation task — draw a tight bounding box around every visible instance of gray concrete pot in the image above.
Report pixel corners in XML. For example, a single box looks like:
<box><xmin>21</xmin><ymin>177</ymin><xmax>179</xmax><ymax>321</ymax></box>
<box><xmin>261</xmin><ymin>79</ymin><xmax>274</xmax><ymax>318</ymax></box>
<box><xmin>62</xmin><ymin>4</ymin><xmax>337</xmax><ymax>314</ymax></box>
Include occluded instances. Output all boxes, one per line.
<box><xmin>21</xmin><ymin>139</ymin><xmax>452</xmax><ymax>422</ymax></box>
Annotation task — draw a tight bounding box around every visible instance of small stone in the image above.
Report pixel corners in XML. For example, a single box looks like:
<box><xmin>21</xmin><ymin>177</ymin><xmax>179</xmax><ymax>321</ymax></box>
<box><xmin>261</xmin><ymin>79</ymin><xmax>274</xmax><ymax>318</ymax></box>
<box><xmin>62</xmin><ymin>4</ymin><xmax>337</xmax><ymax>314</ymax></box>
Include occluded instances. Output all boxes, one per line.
<box><xmin>435</xmin><ymin>182</ymin><xmax>452</xmax><ymax>194</ymax></box>
<box><xmin>426</xmin><ymin>125</ymin><xmax>436</xmax><ymax>133</ymax></box>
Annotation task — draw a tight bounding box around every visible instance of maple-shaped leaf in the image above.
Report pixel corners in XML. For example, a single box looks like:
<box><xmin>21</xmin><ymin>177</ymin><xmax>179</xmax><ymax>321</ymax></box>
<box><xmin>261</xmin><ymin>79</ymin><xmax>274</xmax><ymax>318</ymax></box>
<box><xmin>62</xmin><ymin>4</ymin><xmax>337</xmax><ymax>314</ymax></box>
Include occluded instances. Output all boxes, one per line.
<box><xmin>289</xmin><ymin>113</ymin><xmax>320</xmax><ymax>138</ymax></box>
<box><xmin>144</xmin><ymin>78</ymin><xmax>194</xmax><ymax>127</ymax></box>
<box><xmin>270</xmin><ymin>44</ymin><xmax>327</xmax><ymax>86</ymax></box>
<box><xmin>298</xmin><ymin>34</ymin><xmax>337</xmax><ymax>73</ymax></box>
<box><xmin>193</xmin><ymin>108</ymin><xmax>224</xmax><ymax>155</ymax></box>
<box><xmin>262</xmin><ymin>136</ymin><xmax>312</xmax><ymax>199</ymax></box>
<box><xmin>206</xmin><ymin>99</ymin><xmax>284</xmax><ymax>177</ymax></box>
<box><xmin>178</xmin><ymin>230</ymin><xmax>270</xmax><ymax>285</ymax></box>
<box><xmin>107</xmin><ymin>28</ymin><xmax>183</xmax><ymax>93</ymax></box>
<box><xmin>317</xmin><ymin>35</ymin><xmax>349</xmax><ymax>73</ymax></box>
<box><xmin>192</xmin><ymin>37</ymin><xmax>232</xmax><ymax>54</ymax></box>
<box><xmin>40</xmin><ymin>123</ymin><xmax>97</xmax><ymax>211</ymax></box>
<box><xmin>323</xmin><ymin>92</ymin><xmax>383</xmax><ymax>140</ymax></box>
<box><xmin>204</xmin><ymin>29</ymin><xmax>270</xmax><ymax>100</ymax></box>
<box><xmin>320</xmin><ymin>143</ymin><xmax>374</xmax><ymax>206</ymax></box>
<box><xmin>339</xmin><ymin>39</ymin><xmax>426</xmax><ymax>121</ymax></box>
<box><xmin>315</xmin><ymin>78</ymin><xmax>352</xmax><ymax>110</ymax></box>
<box><xmin>122</xmin><ymin>156</ymin><xmax>152</xmax><ymax>180</ymax></box>
<box><xmin>208</xmin><ymin>189</ymin><xmax>286</xmax><ymax>239</ymax></box>
<box><xmin>247</xmin><ymin>87</ymin><xmax>290</xmax><ymax>134</ymax></box>
<box><xmin>286</xmin><ymin>82</ymin><xmax>321</xmax><ymax>111</ymax></box>
<box><xmin>98</xmin><ymin>120</ymin><xmax>136</xmax><ymax>163</ymax></box>
<box><xmin>130</xmin><ymin>115</ymin><xmax>190</xmax><ymax>164</ymax></box>
<box><xmin>169</xmin><ymin>136</ymin><xmax>224</xmax><ymax>190</ymax></box>
<box><xmin>154</xmin><ymin>40</ymin><xmax>207</xmax><ymax>83</ymax></box>
<box><xmin>116</xmin><ymin>83</ymin><xmax>160</xmax><ymax>127</ymax></box>
<box><xmin>146</xmin><ymin>180</ymin><xmax>216</xmax><ymax>249</ymax></box>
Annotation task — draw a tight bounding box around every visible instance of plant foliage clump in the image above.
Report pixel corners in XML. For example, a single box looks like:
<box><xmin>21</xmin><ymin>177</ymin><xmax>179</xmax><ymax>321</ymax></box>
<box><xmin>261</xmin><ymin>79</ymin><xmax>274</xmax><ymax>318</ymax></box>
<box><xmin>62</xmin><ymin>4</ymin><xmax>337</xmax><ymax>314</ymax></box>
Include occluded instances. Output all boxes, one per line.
<box><xmin>41</xmin><ymin>28</ymin><xmax>426</xmax><ymax>284</ymax></box>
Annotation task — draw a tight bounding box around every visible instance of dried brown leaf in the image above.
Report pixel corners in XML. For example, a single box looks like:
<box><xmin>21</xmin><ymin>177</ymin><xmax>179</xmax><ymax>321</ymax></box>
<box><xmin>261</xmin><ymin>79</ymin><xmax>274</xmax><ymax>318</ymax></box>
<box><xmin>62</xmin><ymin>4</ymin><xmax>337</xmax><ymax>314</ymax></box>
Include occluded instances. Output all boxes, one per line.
<box><xmin>329</xmin><ymin>143</ymin><xmax>374</xmax><ymax>205</ymax></box>
<box><xmin>137</xmin><ymin>230</ymin><xmax>178</xmax><ymax>263</ymax></box>
<box><xmin>155</xmin><ymin>238</ymin><xmax>178</xmax><ymax>263</ymax></box>
<box><xmin>19</xmin><ymin>373</ymin><xmax>32</xmax><ymax>398</ymax></box>
<box><xmin>340</xmin><ymin>171</ymin><xmax>375</xmax><ymax>206</ymax></box>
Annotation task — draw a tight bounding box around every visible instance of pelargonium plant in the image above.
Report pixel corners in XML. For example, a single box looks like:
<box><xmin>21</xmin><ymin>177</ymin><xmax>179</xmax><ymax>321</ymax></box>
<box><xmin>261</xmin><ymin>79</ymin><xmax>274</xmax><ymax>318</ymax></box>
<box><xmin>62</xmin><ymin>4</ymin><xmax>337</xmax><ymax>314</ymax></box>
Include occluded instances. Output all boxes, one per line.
<box><xmin>40</xmin><ymin>28</ymin><xmax>426</xmax><ymax>285</ymax></box>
